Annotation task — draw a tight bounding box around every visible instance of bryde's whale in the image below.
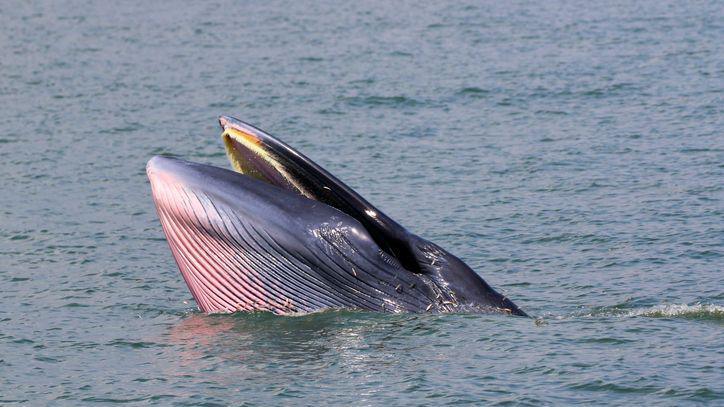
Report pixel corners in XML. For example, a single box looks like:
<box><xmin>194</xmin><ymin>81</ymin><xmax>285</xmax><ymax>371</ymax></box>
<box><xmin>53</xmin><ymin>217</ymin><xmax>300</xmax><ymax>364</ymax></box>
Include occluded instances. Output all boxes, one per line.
<box><xmin>147</xmin><ymin>116</ymin><xmax>527</xmax><ymax>316</ymax></box>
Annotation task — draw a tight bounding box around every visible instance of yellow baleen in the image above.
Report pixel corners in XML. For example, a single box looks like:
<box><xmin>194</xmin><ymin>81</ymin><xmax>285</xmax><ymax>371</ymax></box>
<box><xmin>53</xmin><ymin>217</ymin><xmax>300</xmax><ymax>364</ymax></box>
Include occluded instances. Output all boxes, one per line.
<box><xmin>221</xmin><ymin>127</ymin><xmax>311</xmax><ymax>198</ymax></box>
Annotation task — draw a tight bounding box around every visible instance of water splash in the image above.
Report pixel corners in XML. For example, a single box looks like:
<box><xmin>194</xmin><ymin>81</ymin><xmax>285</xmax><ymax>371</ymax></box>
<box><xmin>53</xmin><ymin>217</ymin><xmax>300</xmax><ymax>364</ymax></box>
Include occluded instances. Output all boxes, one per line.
<box><xmin>624</xmin><ymin>304</ymin><xmax>723</xmax><ymax>320</ymax></box>
<box><xmin>573</xmin><ymin>303</ymin><xmax>724</xmax><ymax>321</ymax></box>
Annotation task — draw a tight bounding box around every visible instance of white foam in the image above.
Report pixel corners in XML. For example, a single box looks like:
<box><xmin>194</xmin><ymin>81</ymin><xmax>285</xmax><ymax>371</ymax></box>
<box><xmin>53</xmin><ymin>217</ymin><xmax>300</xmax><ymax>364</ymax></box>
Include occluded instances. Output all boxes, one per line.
<box><xmin>625</xmin><ymin>303</ymin><xmax>724</xmax><ymax>318</ymax></box>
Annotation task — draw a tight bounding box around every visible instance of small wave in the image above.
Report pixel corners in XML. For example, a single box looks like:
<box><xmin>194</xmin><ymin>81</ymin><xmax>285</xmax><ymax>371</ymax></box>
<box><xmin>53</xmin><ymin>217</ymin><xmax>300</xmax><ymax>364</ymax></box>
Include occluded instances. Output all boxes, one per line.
<box><xmin>342</xmin><ymin>95</ymin><xmax>424</xmax><ymax>108</ymax></box>
<box><xmin>456</xmin><ymin>87</ymin><xmax>490</xmax><ymax>98</ymax></box>
<box><xmin>563</xmin><ymin>303</ymin><xmax>724</xmax><ymax>322</ymax></box>
<box><xmin>625</xmin><ymin>304</ymin><xmax>723</xmax><ymax>319</ymax></box>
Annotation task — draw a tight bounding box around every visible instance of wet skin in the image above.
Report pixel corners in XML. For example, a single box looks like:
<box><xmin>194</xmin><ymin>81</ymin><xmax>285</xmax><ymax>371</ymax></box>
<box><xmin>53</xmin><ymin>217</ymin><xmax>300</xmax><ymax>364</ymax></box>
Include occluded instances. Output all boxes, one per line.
<box><xmin>147</xmin><ymin>116</ymin><xmax>527</xmax><ymax>316</ymax></box>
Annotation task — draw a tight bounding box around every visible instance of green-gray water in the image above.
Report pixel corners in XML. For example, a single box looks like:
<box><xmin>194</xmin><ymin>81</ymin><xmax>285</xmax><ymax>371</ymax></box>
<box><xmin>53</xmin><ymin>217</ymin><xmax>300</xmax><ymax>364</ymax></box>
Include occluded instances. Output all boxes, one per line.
<box><xmin>1</xmin><ymin>1</ymin><xmax>722</xmax><ymax>405</ymax></box>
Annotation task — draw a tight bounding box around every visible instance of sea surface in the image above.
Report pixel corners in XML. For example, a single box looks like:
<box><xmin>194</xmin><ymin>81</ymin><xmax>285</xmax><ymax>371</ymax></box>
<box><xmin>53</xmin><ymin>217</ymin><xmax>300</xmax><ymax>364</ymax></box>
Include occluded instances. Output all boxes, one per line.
<box><xmin>1</xmin><ymin>1</ymin><xmax>722</xmax><ymax>405</ymax></box>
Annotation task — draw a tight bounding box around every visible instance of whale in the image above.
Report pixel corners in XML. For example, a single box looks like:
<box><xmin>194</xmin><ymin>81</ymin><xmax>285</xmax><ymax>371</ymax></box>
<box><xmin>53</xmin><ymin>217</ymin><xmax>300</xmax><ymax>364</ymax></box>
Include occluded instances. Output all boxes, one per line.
<box><xmin>146</xmin><ymin>116</ymin><xmax>527</xmax><ymax>316</ymax></box>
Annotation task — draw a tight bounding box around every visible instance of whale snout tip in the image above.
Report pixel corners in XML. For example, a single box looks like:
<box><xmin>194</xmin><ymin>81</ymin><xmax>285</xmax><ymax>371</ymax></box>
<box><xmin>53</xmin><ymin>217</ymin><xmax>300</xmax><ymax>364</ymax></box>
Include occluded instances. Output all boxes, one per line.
<box><xmin>146</xmin><ymin>155</ymin><xmax>187</xmax><ymax>183</ymax></box>
<box><xmin>218</xmin><ymin>115</ymin><xmax>232</xmax><ymax>129</ymax></box>
<box><xmin>146</xmin><ymin>155</ymin><xmax>160</xmax><ymax>174</ymax></box>
<box><xmin>146</xmin><ymin>155</ymin><xmax>170</xmax><ymax>178</ymax></box>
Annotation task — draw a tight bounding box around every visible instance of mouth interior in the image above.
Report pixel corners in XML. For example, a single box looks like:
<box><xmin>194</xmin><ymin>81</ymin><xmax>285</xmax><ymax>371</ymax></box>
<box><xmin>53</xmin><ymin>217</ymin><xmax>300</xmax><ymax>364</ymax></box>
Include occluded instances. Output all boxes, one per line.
<box><xmin>221</xmin><ymin>127</ymin><xmax>309</xmax><ymax>198</ymax></box>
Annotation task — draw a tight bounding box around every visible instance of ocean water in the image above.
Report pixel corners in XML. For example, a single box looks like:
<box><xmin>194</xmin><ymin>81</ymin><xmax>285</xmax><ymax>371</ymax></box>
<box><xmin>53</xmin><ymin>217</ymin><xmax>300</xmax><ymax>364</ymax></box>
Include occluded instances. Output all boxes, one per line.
<box><xmin>1</xmin><ymin>0</ymin><xmax>722</xmax><ymax>405</ymax></box>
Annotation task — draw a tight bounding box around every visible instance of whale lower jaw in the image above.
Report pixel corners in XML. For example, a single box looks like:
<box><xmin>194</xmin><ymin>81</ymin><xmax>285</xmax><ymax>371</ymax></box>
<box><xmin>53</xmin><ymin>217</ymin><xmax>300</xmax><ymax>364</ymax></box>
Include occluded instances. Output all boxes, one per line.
<box><xmin>147</xmin><ymin>156</ymin><xmax>526</xmax><ymax>316</ymax></box>
<box><xmin>147</xmin><ymin>157</ymin><xmax>438</xmax><ymax>314</ymax></box>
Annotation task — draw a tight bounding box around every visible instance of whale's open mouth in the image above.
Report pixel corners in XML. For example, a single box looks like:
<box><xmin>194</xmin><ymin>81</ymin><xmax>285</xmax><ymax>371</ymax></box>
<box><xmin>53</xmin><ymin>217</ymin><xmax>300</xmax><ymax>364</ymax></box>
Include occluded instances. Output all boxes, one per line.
<box><xmin>221</xmin><ymin>117</ymin><xmax>313</xmax><ymax>200</ymax></box>
<box><xmin>147</xmin><ymin>116</ymin><xmax>528</xmax><ymax>316</ymax></box>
